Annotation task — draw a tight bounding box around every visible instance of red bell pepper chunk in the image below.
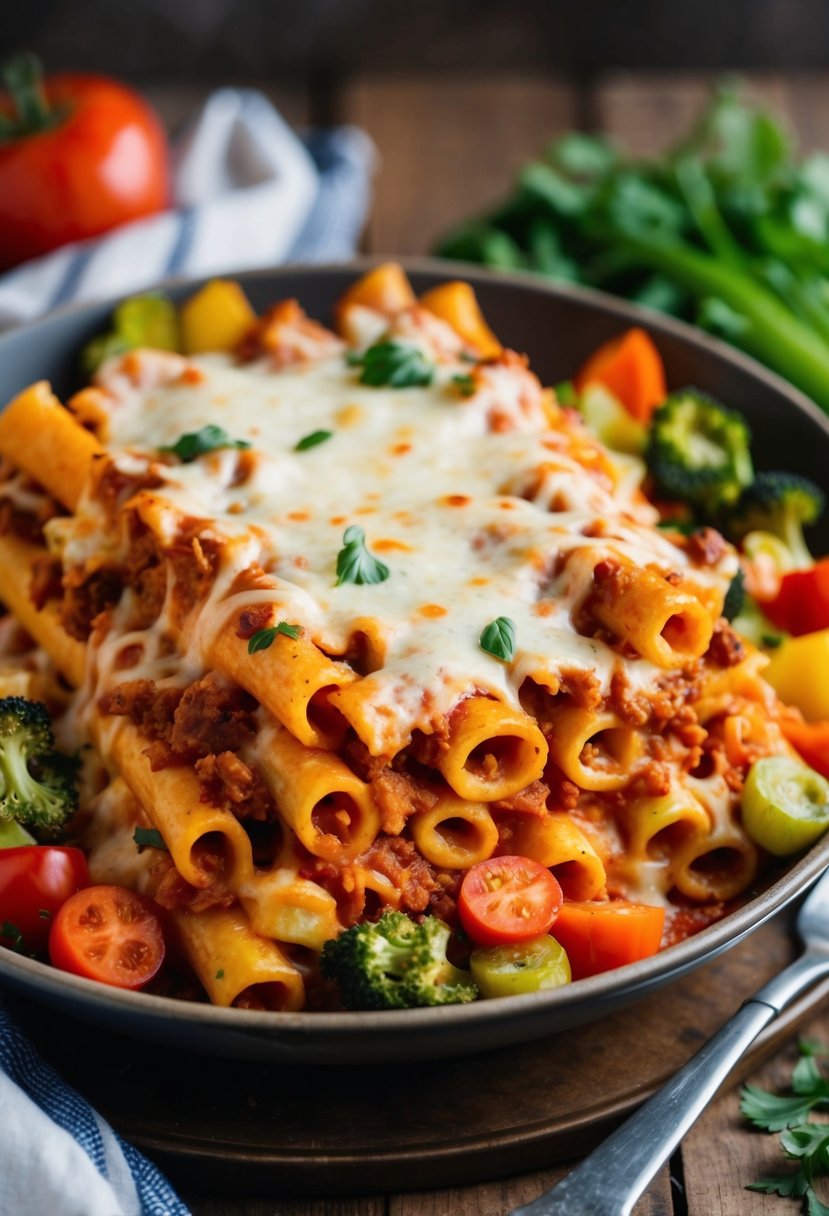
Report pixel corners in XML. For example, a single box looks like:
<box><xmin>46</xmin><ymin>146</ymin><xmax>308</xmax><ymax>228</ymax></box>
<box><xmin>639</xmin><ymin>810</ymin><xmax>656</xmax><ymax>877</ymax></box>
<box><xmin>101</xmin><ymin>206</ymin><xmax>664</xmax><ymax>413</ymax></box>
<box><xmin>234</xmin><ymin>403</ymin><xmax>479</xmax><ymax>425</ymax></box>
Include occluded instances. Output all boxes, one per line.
<box><xmin>761</xmin><ymin>557</ymin><xmax>829</xmax><ymax>637</ymax></box>
<box><xmin>781</xmin><ymin>716</ymin><xmax>829</xmax><ymax>781</ymax></box>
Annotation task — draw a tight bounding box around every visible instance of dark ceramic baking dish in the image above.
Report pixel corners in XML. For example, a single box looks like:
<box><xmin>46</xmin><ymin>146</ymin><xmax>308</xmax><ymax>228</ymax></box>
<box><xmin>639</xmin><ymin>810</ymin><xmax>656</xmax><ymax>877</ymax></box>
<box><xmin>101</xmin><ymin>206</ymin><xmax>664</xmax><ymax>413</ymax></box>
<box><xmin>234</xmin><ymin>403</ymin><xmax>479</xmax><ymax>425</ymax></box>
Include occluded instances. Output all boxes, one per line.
<box><xmin>1</xmin><ymin>257</ymin><xmax>828</xmax><ymax>1064</ymax></box>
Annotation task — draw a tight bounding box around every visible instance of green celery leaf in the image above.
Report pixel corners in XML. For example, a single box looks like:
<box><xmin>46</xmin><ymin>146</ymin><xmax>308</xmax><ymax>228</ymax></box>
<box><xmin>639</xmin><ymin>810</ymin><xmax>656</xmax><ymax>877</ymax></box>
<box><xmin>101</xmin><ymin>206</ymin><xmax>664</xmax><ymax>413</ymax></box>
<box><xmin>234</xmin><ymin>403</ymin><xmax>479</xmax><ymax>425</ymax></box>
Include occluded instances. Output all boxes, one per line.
<box><xmin>435</xmin><ymin>223</ymin><xmax>526</xmax><ymax>269</ymax></box>
<box><xmin>605</xmin><ymin>172</ymin><xmax>687</xmax><ymax>237</ymax></box>
<box><xmin>518</xmin><ymin>162</ymin><xmax>590</xmax><ymax>219</ymax></box>
<box><xmin>548</xmin><ymin>132</ymin><xmax>616</xmax><ymax>179</ymax></box>
<box><xmin>630</xmin><ymin>275</ymin><xmax>688</xmax><ymax>316</ymax></box>
<box><xmin>698</xmin><ymin>296</ymin><xmax>751</xmax><ymax>340</ymax></box>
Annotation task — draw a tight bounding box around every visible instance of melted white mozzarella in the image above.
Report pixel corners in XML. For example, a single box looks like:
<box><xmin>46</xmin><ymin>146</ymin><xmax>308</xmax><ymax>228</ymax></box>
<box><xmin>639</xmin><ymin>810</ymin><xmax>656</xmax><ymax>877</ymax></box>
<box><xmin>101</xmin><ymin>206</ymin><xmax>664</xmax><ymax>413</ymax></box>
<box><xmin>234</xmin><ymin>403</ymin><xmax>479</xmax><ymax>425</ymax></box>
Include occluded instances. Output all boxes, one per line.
<box><xmin>84</xmin><ymin>347</ymin><xmax>735</xmax><ymax>752</ymax></box>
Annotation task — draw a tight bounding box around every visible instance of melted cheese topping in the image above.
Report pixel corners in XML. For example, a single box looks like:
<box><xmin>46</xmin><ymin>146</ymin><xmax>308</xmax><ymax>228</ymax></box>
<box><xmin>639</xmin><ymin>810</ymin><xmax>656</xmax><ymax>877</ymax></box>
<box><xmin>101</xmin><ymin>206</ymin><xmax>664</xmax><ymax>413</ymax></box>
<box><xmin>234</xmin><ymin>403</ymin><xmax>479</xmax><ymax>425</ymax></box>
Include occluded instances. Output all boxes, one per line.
<box><xmin>72</xmin><ymin>331</ymin><xmax>735</xmax><ymax>754</ymax></box>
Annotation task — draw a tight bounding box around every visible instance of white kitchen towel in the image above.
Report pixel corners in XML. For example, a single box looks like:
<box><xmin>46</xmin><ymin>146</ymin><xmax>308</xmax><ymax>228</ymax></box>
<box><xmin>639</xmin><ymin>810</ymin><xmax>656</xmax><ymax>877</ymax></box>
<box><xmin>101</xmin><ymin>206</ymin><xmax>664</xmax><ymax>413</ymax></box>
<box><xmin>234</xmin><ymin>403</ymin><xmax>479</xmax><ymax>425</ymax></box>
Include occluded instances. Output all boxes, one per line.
<box><xmin>0</xmin><ymin>87</ymin><xmax>376</xmax><ymax>327</ymax></box>
<box><xmin>0</xmin><ymin>1001</ymin><xmax>190</xmax><ymax>1215</ymax></box>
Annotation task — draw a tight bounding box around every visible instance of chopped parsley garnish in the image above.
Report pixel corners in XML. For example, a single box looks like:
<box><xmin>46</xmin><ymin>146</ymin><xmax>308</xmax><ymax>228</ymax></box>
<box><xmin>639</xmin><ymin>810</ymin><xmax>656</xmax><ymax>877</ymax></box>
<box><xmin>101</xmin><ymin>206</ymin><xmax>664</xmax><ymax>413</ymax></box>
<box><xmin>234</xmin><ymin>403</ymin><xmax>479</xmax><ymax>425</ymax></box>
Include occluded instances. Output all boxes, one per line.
<box><xmin>0</xmin><ymin>921</ymin><xmax>24</xmax><ymax>951</ymax></box>
<box><xmin>247</xmin><ymin>622</ymin><xmax>302</xmax><ymax>653</ymax></box>
<box><xmin>349</xmin><ymin>341</ymin><xmax>433</xmax><ymax>388</ymax></box>
<box><xmin>452</xmin><ymin>373</ymin><xmax>476</xmax><ymax>397</ymax></box>
<box><xmin>133</xmin><ymin>827</ymin><xmax>169</xmax><ymax>853</ymax></box>
<box><xmin>743</xmin><ymin>1039</ymin><xmax>829</xmax><ymax>1213</ymax></box>
<box><xmin>215</xmin><ymin>969</ymin><xmax>225</xmax><ymax>980</ymax></box>
<box><xmin>479</xmin><ymin>616</ymin><xmax>517</xmax><ymax>662</ymax></box>
<box><xmin>335</xmin><ymin>525</ymin><xmax>390</xmax><ymax>586</ymax></box>
<box><xmin>161</xmin><ymin>424</ymin><xmax>251</xmax><ymax>463</ymax></box>
<box><xmin>295</xmin><ymin>429</ymin><xmax>333</xmax><ymax>452</ymax></box>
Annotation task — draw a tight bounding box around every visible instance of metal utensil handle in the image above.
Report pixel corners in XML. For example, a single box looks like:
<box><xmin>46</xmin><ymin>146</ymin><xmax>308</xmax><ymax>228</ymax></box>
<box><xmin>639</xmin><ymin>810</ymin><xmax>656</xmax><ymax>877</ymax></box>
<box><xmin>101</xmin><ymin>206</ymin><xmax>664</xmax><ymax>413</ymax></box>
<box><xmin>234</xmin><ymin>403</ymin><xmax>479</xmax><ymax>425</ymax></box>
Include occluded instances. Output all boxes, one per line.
<box><xmin>511</xmin><ymin>948</ymin><xmax>829</xmax><ymax>1216</ymax></box>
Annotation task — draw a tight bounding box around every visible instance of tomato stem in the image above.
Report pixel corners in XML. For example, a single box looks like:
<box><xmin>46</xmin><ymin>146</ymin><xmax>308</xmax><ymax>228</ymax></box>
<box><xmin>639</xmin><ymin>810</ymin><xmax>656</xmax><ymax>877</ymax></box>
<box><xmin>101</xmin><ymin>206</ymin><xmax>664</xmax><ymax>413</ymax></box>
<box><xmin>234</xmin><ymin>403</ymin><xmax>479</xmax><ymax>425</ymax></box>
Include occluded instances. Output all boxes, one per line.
<box><xmin>1</xmin><ymin>53</ymin><xmax>54</xmax><ymax>136</ymax></box>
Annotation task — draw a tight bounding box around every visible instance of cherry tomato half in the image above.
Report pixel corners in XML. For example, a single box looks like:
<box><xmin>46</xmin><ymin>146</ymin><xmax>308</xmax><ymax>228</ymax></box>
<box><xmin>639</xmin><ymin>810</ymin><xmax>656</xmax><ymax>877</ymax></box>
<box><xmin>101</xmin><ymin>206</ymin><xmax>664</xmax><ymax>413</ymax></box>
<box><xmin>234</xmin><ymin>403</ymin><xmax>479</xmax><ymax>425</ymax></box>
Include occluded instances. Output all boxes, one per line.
<box><xmin>551</xmin><ymin>900</ymin><xmax>665</xmax><ymax>981</ymax></box>
<box><xmin>0</xmin><ymin>845</ymin><xmax>89</xmax><ymax>953</ymax></box>
<box><xmin>458</xmin><ymin>856</ymin><xmax>563</xmax><ymax>947</ymax></box>
<box><xmin>49</xmin><ymin>884</ymin><xmax>165</xmax><ymax>990</ymax></box>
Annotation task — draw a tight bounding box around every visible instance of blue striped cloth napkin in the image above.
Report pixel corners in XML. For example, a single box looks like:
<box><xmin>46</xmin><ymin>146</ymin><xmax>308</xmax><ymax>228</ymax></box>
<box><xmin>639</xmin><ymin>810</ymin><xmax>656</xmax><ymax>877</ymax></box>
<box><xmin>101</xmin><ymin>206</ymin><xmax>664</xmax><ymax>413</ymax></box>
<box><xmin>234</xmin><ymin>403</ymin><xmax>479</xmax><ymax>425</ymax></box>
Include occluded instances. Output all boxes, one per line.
<box><xmin>0</xmin><ymin>88</ymin><xmax>376</xmax><ymax>326</ymax></box>
<box><xmin>1</xmin><ymin>1001</ymin><xmax>190</xmax><ymax>1215</ymax></box>
<box><xmin>0</xmin><ymin>87</ymin><xmax>375</xmax><ymax>1215</ymax></box>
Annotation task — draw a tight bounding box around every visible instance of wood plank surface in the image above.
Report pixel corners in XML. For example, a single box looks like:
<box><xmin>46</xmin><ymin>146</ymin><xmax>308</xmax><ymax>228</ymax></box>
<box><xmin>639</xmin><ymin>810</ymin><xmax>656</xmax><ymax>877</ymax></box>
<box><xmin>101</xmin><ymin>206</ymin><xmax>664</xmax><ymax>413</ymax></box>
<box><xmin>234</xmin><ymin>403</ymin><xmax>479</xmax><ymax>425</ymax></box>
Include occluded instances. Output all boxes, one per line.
<box><xmin>682</xmin><ymin>1015</ymin><xmax>829</xmax><ymax>1216</ymax></box>
<box><xmin>593</xmin><ymin>71</ymin><xmax>793</xmax><ymax>155</ymax></box>
<box><xmin>389</xmin><ymin>1165</ymin><xmax>674</xmax><ymax>1215</ymax></box>
<box><xmin>340</xmin><ymin>75</ymin><xmax>577</xmax><ymax>254</ymax></box>
<box><xmin>185</xmin><ymin>1201</ymin><xmax>384</xmax><ymax>1215</ymax></box>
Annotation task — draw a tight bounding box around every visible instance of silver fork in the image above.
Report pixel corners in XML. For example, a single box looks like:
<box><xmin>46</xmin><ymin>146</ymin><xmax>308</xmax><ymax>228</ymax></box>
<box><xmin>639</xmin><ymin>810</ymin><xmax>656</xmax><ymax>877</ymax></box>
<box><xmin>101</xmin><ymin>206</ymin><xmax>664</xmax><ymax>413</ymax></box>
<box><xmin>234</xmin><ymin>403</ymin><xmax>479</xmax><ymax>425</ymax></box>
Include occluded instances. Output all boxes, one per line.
<box><xmin>510</xmin><ymin>867</ymin><xmax>829</xmax><ymax>1216</ymax></box>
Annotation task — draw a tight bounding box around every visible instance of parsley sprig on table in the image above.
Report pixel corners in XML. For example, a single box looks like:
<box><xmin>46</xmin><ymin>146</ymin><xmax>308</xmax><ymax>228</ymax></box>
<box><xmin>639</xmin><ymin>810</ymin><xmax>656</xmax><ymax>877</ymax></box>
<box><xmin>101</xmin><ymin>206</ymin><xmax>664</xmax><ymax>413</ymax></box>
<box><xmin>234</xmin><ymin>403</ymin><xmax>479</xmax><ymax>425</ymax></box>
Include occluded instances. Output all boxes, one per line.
<box><xmin>742</xmin><ymin>1038</ymin><xmax>829</xmax><ymax>1214</ymax></box>
<box><xmin>348</xmin><ymin>340</ymin><xmax>433</xmax><ymax>388</ymax></box>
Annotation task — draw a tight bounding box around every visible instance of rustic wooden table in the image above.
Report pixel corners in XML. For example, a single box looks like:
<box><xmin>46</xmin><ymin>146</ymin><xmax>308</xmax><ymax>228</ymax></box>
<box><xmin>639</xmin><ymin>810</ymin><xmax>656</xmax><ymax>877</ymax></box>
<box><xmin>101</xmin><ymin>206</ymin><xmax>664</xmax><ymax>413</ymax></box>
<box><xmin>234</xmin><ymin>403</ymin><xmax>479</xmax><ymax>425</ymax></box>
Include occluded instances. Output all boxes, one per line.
<box><xmin>132</xmin><ymin>72</ymin><xmax>829</xmax><ymax>1215</ymax></box>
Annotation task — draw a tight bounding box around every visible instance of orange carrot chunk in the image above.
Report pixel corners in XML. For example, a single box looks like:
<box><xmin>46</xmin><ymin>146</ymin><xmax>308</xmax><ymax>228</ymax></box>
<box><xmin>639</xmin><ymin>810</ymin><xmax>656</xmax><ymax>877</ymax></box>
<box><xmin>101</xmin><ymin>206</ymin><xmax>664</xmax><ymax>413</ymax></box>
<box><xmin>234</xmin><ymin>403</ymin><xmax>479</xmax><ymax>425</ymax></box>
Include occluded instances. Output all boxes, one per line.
<box><xmin>575</xmin><ymin>327</ymin><xmax>667</xmax><ymax>422</ymax></box>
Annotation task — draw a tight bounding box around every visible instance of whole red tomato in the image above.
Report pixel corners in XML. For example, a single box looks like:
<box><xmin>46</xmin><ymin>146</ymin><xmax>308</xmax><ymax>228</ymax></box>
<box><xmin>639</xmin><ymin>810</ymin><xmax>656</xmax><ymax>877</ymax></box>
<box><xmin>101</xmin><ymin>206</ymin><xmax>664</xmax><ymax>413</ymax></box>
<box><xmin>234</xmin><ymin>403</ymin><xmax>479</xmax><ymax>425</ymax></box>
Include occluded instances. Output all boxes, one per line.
<box><xmin>0</xmin><ymin>54</ymin><xmax>169</xmax><ymax>268</ymax></box>
<box><xmin>0</xmin><ymin>845</ymin><xmax>90</xmax><ymax>954</ymax></box>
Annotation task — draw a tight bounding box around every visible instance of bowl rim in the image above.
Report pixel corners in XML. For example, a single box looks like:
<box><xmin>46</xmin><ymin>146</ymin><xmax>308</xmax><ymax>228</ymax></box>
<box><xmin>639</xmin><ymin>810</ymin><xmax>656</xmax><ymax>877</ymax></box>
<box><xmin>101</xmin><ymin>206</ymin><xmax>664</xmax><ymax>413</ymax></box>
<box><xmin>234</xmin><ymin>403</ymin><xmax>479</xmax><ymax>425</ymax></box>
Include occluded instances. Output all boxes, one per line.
<box><xmin>1</xmin><ymin>255</ymin><xmax>828</xmax><ymax>1047</ymax></box>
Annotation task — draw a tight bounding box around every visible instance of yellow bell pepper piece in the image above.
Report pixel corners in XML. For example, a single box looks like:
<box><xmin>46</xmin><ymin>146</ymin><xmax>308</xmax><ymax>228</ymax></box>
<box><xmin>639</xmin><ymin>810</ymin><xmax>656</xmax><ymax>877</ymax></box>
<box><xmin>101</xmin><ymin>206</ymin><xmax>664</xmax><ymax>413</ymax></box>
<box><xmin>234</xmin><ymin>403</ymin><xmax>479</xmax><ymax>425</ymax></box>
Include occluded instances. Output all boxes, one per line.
<box><xmin>764</xmin><ymin>629</ymin><xmax>829</xmax><ymax>722</ymax></box>
<box><xmin>180</xmin><ymin>279</ymin><xmax>256</xmax><ymax>354</ymax></box>
<box><xmin>419</xmin><ymin>281</ymin><xmax>502</xmax><ymax>359</ymax></box>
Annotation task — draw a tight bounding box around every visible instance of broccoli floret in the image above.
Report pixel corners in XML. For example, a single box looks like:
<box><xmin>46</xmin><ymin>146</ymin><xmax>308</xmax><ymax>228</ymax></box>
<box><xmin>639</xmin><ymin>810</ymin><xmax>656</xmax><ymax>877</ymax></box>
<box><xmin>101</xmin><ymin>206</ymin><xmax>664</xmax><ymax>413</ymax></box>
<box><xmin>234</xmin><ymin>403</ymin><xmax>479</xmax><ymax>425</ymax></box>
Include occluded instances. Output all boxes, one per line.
<box><xmin>0</xmin><ymin>697</ymin><xmax>78</xmax><ymax>838</ymax></box>
<box><xmin>646</xmin><ymin>389</ymin><xmax>753</xmax><ymax>516</ymax></box>
<box><xmin>320</xmin><ymin>910</ymin><xmax>479</xmax><ymax>1010</ymax></box>
<box><xmin>726</xmin><ymin>471</ymin><xmax>825</xmax><ymax>569</ymax></box>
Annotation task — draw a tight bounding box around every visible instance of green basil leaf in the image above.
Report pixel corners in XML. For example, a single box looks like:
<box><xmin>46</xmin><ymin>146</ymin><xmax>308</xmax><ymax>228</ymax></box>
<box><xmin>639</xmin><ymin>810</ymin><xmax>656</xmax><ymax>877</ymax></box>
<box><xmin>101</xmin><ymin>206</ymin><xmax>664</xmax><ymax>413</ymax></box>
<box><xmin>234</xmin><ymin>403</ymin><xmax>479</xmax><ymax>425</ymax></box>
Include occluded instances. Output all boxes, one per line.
<box><xmin>335</xmin><ymin>525</ymin><xmax>390</xmax><ymax>586</ymax></box>
<box><xmin>479</xmin><ymin>616</ymin><xmax>517</xmax><ymax>662</ymax></box>
<box><xmin>350</xmin><ymin>341</ymin><xmax>433</xmax><ymax>388</ymax></box>
<box><xmin>295</xmin><ymin>430</ymin><xmax>333</xmax><ymax>452</ymax></box>
<box><xmin>247</xmin><ymin>622</ymin><xmax>302</xmax><ymax>653</ymax></box>
<box><xmin>133</xmin><ymin>827</ymin><xmax>169</xmax><ymax>853</ymax></box>
<box><xmin>161</xmin><ymin>424</ymin><xmax>251</xmax><ymax>463</ymax></box>
<box><xmin>452</xmin><ymin>373</ymin><xmax>476</xmax><ymax>397</ymax></box>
